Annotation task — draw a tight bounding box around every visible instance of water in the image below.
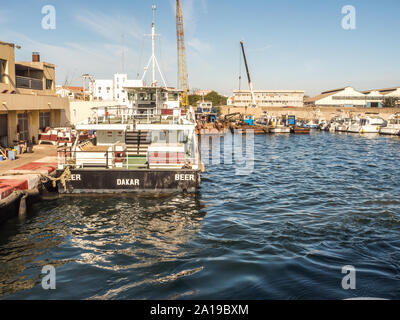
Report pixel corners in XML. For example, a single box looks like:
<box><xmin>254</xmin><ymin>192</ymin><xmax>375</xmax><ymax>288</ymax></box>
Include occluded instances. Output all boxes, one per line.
<box><xmin>1</xmin><ymin>132</ymin><xmax>400</xmax><ymax>299</ymax></box>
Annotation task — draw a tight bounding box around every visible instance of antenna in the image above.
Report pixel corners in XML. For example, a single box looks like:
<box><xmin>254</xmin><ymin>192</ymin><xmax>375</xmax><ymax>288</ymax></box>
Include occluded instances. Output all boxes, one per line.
<box><xmin>121</xmin><ymin>33</ymin><xmax>125</xmax><ymax>73</ymax></box>
<box><xmin>152</xmin><ymin>4</ymin><xmax>156</xmax><ymax>23</ymax></box>
<box><xmin>141</xmin><ymin>5</ymin><xmax>167</xmax><ymax>88</ymax></box>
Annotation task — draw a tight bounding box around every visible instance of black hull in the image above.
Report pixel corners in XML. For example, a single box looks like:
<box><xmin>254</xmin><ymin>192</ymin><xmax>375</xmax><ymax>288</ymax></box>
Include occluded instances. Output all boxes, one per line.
<box><xmin>56</xmin><ymin>169</ymin><xmax>201</xmax><ymax>194</ymax></box>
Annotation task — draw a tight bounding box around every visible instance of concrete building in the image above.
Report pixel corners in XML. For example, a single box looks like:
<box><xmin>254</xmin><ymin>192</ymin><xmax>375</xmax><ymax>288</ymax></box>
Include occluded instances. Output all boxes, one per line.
<box><xmin>305</xmin><ymin>86</ymin><xmax>400</xmax><ymax>108</ymax></box>
<box><xmin>56</xmin><ymin>86</ymin><xmax>85</xmax><ymax>100</ymax></box>
<box><xmin>0</xmin><ymin>41</ymin><xmax>69</xmax><ymax>146</ymax></box>
<box><xmin>194</xmin><ymin>90</ymin><xmax>212</xmax><ymax>96</ymax></box>
<box><xmin>232</xmin><ymin>90</ymin><xmax>305</xmax><ymax>108</ymax></box>
<box><xmin>92</xmin><ymin>74</ymin><xmax>144</xmax><ymax>106</ymax></box>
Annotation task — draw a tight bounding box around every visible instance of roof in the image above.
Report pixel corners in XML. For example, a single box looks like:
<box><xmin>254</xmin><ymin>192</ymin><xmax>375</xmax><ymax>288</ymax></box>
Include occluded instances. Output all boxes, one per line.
<box><xmin>15</xmin><ymin>61</ymin><xmax>55</xmax><ymax>70</ymax></box>
<box><xmin>233</xmin><ymin>90</ymin><xmax>305</xmax><ymax>93</ymax></box>
<box><xmin>362</xmin><ymin>87</ymin><xmax>400</xmax><ymax>94</ymax></box>
<box><xmin>321</xmin><ymin>87</ymin><xmax>349</xmax><ymax>94</ymax></box>
<box><xmin>305</xmin><ymin>91</ymin><xmax>338</xmax><ymax>103</ymax></box>
<box><xmin>64</xmin><ymin>86</ymin><xmax>83</xmax><ymax>92</ymax></box>
<box><xmin>0</xmin><ymin>40</ymin><xmax>15</xmax><ymax>47</ymax></box>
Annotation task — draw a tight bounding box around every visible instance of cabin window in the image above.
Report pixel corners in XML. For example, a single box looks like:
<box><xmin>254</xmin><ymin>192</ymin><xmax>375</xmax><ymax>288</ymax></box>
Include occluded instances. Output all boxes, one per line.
<box><xmin>0</xmin><ymin>59</ymin><xmax>6</xmax><ymax>83</ymax></box>
<box><xmin>168</xmin><ymin>93</ymin><xmax>178</xmax><ymax>101</ymax></box>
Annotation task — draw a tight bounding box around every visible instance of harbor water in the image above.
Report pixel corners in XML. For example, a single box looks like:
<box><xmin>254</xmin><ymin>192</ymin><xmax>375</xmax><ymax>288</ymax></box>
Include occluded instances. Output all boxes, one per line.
<box><xmin>1</xmin><ymin>132</ymin><xmax>400</xmax><ymax>299</ymax></box>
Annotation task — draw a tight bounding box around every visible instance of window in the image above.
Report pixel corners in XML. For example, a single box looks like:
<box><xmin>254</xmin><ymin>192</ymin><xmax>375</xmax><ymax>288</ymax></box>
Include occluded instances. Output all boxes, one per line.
<box><xmin>106</xmin><ymin>87</ymin><xmax>110</xmax><ymax>93</ymax></box>
<box><xmin>98</xmin><ymin>87</ymin><xmax>102</xmax><ymax>92</ymax></box>
<box><xmin>0</xmin><ymin>59</ymin><xmax>6</xmax><ymax>83</ymax></box>
<box><xmin>39</xmin><ymin>112</ymin><xmax>50</xmax><ymax>130</ymax></box>
<box><xmin>46</xmin><ymin>79</ymin><xmax>53</xmax><ymax>90</ymax></box>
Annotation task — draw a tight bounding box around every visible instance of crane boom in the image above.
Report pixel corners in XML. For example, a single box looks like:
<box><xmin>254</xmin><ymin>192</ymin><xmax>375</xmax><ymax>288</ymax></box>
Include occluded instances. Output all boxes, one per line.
<box><xmin>176</xmin><ymin>0</ymin><xmax>189</xmax><ymax>108</ymax></box>
<box><xmin>240</xmin><ymin>40</ymin><xmax>257</xmax><ymax>107</ymax></box>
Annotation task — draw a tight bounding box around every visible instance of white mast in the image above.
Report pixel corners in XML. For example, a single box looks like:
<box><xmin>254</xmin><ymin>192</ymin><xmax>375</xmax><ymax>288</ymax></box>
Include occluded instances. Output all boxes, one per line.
<box><xmin>141</xmin><ymin>5</ymin><xmax>167</xmax><ymax>88</ymax></box>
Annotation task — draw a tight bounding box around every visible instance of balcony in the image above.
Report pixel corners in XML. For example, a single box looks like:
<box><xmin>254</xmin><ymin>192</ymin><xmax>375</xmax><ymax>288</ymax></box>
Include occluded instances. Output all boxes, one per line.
<box><xmin>16</xmin><ymin>76</ymin><xmax>43</xmax><ymax>90</ymax></box>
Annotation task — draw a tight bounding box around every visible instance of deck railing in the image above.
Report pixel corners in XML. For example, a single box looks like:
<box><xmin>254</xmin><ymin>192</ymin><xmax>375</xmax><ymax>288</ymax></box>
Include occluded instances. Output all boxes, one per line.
<box><xmin>16</xmin><ymin>76</ymin><xmax>43</xmax><ymax>90</ymax></box>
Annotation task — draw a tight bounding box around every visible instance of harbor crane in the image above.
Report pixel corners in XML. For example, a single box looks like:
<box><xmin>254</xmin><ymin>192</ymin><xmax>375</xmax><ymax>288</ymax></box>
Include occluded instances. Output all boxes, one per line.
<box><xmin>176</xmin><ymin>0</ymin><xmax>189</xmax><ymax>108</ymax></box>
<box><xmin>240</xmin><ymin>41</ymin><xmax>257</xmax><ymax>107</ymax></box>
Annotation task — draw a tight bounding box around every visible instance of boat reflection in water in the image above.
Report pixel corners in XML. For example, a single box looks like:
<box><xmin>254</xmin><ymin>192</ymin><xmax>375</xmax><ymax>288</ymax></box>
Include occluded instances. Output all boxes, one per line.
<box><xmin>0</xmin><ymin>194</ymin><xmax>206</xmax><ymax>299</ymax></box>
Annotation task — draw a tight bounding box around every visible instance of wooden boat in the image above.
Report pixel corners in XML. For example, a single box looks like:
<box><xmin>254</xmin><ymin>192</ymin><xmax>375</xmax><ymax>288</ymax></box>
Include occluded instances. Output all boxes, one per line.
<box><xmin>230</xmin><ymin>124</ymin><xmax>268</xmax><ymax>134</ymax></box>
<box><xmin>290</xmin><ymin>126</ymin><xmax>310</xmax><ymax>134</ymax></box>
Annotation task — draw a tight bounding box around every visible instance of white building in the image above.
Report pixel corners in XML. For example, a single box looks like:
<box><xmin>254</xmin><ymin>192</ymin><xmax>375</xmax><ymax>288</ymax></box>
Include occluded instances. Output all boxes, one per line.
<box><xmin>232</xmin><ymin>90</ymin><xmax>305</xmax><ymax>107</ymax></box>
<box><xmin>91</xmin><ymin>74</ymin><xmax>144</xmax><ymax>105</ymax></box>
<box><xmin>305</xmin><ymin>86</ymin><xmax>400</xmax><ymax>107</ymax></box>
<box><xmin>92</xmin><ymin>79</ymin><xmax>113</xmax><ymax>102</ymax></box>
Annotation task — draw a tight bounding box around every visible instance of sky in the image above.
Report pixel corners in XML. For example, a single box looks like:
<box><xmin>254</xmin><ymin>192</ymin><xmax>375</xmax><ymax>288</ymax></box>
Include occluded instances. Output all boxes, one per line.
<box><xmin>1</xmin><ymin>0</ymin><xmax>399</xmax><ymax>97</ymax></box>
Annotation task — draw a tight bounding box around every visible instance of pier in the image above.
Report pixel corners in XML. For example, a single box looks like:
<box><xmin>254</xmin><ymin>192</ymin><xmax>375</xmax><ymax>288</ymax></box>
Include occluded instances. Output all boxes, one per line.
<box><xmin>0</xmin><ymin>145</ymin><xmax>57</xmax><ymax>223</ymax></box>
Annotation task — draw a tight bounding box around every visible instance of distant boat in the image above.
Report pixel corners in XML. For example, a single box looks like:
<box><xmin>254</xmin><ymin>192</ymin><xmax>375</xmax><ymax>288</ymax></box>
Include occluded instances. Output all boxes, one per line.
<box><xmin>380</xmin><ymin>113</ymin><xmax>400</xmax><ymax>135</ymax></box>
<box><xmin>336</xmin><ymin>118</ymin><xmax>352</xmax><ymax>132</ymax></box>
<box><xmin>348</xmin><ymin>115</ymin><xmax>385</xmax><ymax>134</ymax></box>
<box><xmin>266</xmin><ymin>115</ymin><xmax>290</xmax><ymax>133</ymax></box>
<box><xmin>290</xmin><ymin>126</ymin><xmax>310</xmax><ymax>134</ymax></box>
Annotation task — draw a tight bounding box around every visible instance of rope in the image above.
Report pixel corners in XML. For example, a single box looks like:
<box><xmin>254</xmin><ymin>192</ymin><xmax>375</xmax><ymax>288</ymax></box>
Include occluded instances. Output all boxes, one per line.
<box><xmin>41</xmin><ymin>166</ymin><xmax>72</xmax><ymax>192</ymax></box>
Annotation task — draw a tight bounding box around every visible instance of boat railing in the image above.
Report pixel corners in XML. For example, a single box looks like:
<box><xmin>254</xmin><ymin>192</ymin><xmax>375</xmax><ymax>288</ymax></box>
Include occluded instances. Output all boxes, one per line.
<box><xmin>57</xmin><ymin>146</ymin><xmax>199</xmax><ymax>171</ymax></box>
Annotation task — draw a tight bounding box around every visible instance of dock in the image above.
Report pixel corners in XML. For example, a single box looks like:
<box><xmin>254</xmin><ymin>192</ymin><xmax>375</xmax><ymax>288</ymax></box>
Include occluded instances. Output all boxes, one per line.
<box><xmin>0</xmin><ymin>145</ymin><xmax>58</xmax><ymax>223</ymax></box>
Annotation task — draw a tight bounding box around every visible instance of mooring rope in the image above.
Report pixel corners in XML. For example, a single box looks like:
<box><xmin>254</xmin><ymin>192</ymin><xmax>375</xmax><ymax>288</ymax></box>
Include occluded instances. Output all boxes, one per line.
<box><xmin>40</xmin><ymin>166</ymin><xmax>71</xmax><ymax>192</ymax></box>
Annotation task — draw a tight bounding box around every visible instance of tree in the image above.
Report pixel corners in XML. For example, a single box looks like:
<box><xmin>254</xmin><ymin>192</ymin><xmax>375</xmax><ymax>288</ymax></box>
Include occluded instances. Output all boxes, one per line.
<box><xmin>188</xmin><ymin>91</ymin><xmax>227</xmax><ymax>107</ymax></box>
<box><xmin>204</xmin><ymin>91</ymin><xmax>227</xmax><ymax>107</ymax></box>
<box><xmin>382</xmin><ymin>97</ymin><xmax>399</xmax><ymax>108</ymax></box>
<box><xmin>188</xmin><ymin>94</ymin><xmax>202</xmax><ymax>106</ymax></box>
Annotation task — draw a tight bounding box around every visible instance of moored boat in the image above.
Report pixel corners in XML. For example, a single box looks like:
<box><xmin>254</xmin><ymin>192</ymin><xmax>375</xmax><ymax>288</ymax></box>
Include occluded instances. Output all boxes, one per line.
<box><xmin>380</xmin><ymin>113</ymin><xmax>400</xmax><ymax>135</ymax></box>
<box><xmin>55</xmin><ymin>7</ymin><xmax>203</xmax><ymax>194</ymax></box>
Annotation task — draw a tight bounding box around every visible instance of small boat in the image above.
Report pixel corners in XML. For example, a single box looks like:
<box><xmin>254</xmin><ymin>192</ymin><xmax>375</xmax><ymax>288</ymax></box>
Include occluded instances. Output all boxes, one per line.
<box><xmin>336</xmin><ymin>118</ymin><xmax>352</xmax><ymax>132</ymax></box>
<box><xmin>348</xmin><ymin>115</ymin><xmax>385</xmax><ymax>134</ymax></box>
<box><xmin>303</xmin><ymin>120</ymin><xmax>319</xmax><ymax>129</ymax></box>
<box><xmin>266</xmin><ymin>115</ymin><xmax>290</xmax><ymax>133</ymax></box>
<box><xmin>380</xmin><ymin>113</ymin><xmax>400</xmax><ymax>135</ymax></box>
<box><xmin>291</xmin><ymin>126</ymin><xmax>310</xmax><ymax>134</ymax></box>
<box><xmin>318</xmin><ymin>119</ymin><xmax>329</xmax><ymax>131</ymax></box>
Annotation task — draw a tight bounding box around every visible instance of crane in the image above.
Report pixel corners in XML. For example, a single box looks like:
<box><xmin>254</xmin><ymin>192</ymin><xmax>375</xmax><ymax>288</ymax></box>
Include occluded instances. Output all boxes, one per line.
<box><xmin>240</xmin><ymin>40</ymin><xmax>257</xmax><ymax>108</ymax></box>
<box><xmin>176</xmin><ymin>0</ymin><xmax>189</xmax><ymax>108</ymax></box>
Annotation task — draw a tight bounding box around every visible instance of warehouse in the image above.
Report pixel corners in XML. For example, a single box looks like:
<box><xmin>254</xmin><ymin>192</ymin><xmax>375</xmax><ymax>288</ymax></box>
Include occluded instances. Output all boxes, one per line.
<box><xmin>305</xmin><ymin>86</ymin><xmax>400</xmax><ymax>107</ymax></box>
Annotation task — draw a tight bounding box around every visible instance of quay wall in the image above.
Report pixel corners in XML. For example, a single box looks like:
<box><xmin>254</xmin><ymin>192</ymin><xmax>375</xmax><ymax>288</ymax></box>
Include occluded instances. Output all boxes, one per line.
<box><xmin>220</xmin><ymin>106</ymin><xmax>400</xmax><ymax>121</ymax></box>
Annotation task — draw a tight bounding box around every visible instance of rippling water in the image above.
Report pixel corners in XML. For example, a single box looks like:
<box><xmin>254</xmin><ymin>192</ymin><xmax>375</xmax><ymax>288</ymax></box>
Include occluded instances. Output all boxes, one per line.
<box><xmin>1</xmin><ymin>132</ymin><xmax>400</xmax><ymax>299</ymax></box>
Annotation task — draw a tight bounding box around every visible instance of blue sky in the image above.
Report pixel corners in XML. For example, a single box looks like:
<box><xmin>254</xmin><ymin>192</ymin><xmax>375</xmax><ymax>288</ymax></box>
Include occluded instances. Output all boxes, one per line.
<box><xmin>1</xmin><ymin>0</ymin><xmax>399</xmax><ymax>96</ymax></box>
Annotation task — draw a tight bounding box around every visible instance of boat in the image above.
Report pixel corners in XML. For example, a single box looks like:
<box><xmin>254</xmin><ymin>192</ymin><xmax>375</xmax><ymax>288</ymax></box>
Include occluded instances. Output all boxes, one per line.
<box><xmin>55</xmin><ymin>7</ymin><xmax>203</xmax><ymax>194</ymax></box>
<box><xmin>264</xmin><ymin>115</ymin><xmax>290</xmax><ymax>133</ymax></box>
<box><xmin>303</xmin><ymin>120</ymin><xmax>319</xmax><ymax>129</ymax></box>
<box><xmin>230</xmin><ymin>115</ymin><xmax>268</xmax><ymax>134</ymax></box>
<box><xmin>290</xmin><ymin>126</ymin><xmax>310</xmax><ymax>134</ymax></box>
<box><xmin>336</xmin><ymin>118</ymin><xmax>352</xmax><ymax>132</ymax></box>
<box><xmin>380</xmin><ymin>113</ymin><xmax>400</xmax><ymax>135</ymax></box>
<box><xmin>318</xmin><ymin>119</ymin><xmax>329</xmax><ymax>131</ymax></box>
<box><xmin>348</xmin><ymin>114</ymin><xmax>385</xmax><ymax>134</ymax></box>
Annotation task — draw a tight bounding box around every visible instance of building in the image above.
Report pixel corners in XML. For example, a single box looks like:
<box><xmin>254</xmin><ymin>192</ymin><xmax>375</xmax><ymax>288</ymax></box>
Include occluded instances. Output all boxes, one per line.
<box><xmin>305</xmin><ymin>86</ymin><xmax>400</xmax><ymax>108</ymax></box>
<box><xmin>194</xmin><ymin>90</ymin><xmax>212</xmax><ymax>97</ymax></box>
<box><xmin>56</xmin><ymin>86</ymin><xmax>85</xmax><ymax>100</ymax></box>
<box><xmin>232</xmin><ymin>90</ymin><xmax>305</xmax><ymax>108</ymax></box>
<box><xmin>0</xmin><ymin>41</ymin><xmax>69</xmax><ymax>146</ymax></box>
<box><xmin>91</xmin><ymin>74</ymin><xmax>144</xmax><ymax>106</ymax></box>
